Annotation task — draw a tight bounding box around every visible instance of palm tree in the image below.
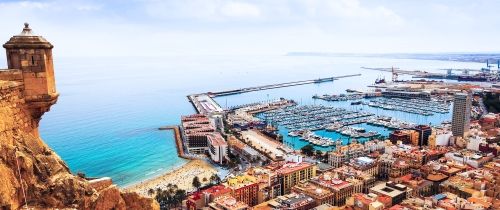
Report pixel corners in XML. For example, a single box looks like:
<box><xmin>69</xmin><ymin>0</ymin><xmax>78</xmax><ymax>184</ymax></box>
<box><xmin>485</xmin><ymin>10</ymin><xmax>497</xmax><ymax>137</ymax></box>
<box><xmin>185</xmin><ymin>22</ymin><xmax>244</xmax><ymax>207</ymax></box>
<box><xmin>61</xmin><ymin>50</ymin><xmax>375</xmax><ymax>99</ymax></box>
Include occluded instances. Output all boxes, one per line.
<box><xmin>210</xmin><ymin>174</ymin><xmax>221</xmax><ymax>185</ymax></box>
<box><xmin>192</xmin><ymin>176</ymin><xmax>201</xmax><ymax>190</ymax></box>
<box><xmin>147</xmin><ymin>188</ymin><xmax>154</xmax><ymax>197</ymax></box>
<box><xmin>316</xmin><ymin>150</ymin><xmax>323</xmax><ymax>159</ymax></box>
<box><xmin>173</xmin><ymin>189</ymin><xmax>187</xmax><ymax>207</ymax></box>
<box><xmin>154</xmin><ymin>184</ymin><xmax>186</xmax><ymax>209</ymax></box>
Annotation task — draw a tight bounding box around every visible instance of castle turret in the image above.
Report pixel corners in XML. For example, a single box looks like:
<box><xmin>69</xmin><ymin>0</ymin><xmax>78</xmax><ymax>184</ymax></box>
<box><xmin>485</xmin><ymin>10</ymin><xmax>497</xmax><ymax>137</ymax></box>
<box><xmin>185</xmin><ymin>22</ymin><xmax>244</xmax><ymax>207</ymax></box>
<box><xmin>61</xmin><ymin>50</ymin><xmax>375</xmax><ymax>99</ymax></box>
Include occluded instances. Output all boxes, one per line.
<box><xmin>2</xmin><ymin>23</ymin><xmax>58</xmax><ymax>129</ymax></box>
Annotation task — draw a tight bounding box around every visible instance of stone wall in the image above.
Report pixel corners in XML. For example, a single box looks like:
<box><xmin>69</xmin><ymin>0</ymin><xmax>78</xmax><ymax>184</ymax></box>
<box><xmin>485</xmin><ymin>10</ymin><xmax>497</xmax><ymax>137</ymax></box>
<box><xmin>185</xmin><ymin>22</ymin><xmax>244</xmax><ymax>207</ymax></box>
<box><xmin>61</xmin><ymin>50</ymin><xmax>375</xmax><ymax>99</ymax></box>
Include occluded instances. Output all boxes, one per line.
<box><xmin>0</xmin><ymin>70</ymin><xmax>23</xmax><ymax>82</ymax></box>
<box><xmin>0</xmin><ymin>80</ymin><xmax>159</xmax><ymax>209</ymax></box>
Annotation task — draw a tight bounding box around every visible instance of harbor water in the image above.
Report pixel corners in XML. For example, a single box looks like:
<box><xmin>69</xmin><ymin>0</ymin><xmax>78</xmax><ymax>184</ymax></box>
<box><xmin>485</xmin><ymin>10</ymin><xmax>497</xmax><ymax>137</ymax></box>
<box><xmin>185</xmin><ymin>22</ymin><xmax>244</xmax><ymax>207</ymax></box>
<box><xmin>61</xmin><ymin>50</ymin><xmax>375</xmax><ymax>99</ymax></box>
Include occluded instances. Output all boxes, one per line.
<box><xmin>2</xmin><ymin>55</ymin><xmax>484</xmax><ymax>186</ymax></box>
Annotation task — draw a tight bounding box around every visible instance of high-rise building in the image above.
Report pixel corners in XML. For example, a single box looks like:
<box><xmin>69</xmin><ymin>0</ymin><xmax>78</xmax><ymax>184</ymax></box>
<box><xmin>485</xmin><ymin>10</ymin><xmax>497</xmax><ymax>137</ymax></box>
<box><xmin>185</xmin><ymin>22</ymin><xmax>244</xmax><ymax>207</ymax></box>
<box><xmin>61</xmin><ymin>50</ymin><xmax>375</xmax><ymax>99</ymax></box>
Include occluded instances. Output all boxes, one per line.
<box><xmin>451</xmin><ymin>93</ymin><xmax>471</xmax><ymax>137</ymax></box>
<box><xmin>414</xmin><ymin>125</ymin><xmax>432</xmax><ymax>146</ymax></box>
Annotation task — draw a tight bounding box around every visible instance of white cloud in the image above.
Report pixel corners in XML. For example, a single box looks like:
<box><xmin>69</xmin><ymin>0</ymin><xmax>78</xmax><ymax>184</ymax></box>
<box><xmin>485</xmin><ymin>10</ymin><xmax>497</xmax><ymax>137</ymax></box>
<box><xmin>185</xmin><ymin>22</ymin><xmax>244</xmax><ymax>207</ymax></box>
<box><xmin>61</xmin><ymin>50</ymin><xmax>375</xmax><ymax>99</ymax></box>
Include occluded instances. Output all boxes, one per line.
<box><xmin>75</xmin><ymin>4</ymin><xmax>101</xmax><ymax>12</ymax></box>
<box><xmin>15</xmin><ymin>1</ymin><xmax>50</xmax><ymax>9</ymax></box>
<box><xmin>220</xmin><ymin>2</ymin><xmax>261</xmax><ymax>18</ymax></box>
<box><xmin>141</xmin><ymin>0</ymin><xmax>262</xmax><ymax>21</ymax></box>
<box><xmin>0</xmin><ymin>0</ymin><xmax>499</xmax><ymax>57</ymax></box>
<box><xmin>300</xmin><ymin>0</ymin><xmax>404</xmax><ymax>26</ymax></box>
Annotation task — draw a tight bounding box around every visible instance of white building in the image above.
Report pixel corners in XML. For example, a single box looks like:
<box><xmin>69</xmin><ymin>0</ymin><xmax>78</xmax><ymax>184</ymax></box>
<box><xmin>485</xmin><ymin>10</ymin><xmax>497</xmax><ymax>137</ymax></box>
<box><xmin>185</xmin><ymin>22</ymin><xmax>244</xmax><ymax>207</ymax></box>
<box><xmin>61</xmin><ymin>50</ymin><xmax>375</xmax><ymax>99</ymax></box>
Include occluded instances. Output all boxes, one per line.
<box><xmin>444</xmin><ymin>150</ymin><xmax>493</xmax><ymax>168</ymax></box>
<box><xmin>208</xmin><ymin>133</ymin><xmax>228</xmax><ymax>165</ymax></box>
<box><xmin>364</xmin><ymin>140</ymin><xmax>386</xmax><ymax>152</ymax></box>
<box><xmin>285</xmin><ymin>154</ymin><xmax>303</xmax><ymax>163</ymax></box>
<box><xmin>466</xmin><ymin>135</ymin><xmax>486</xmax><ymax>151</ymax></box>
<box><xmin>435</xmin><ymin>131</ymin><xmax>452</xmax><ymax>146</ymax></box>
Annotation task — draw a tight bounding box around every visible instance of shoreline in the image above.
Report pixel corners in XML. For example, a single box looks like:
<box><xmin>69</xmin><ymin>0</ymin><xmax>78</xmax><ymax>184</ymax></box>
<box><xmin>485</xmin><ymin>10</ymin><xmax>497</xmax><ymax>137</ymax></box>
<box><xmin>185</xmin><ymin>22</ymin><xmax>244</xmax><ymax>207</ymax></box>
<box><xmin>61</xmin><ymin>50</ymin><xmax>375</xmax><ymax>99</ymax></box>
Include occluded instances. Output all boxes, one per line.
<box><xmin>119</xmin><ymin>159</ymin><xmax>189</xmax><ymax>189</ymax></box>
<box><xmin>123</xmin><ymin>159</ymin><xmax>218</xmax><ymax>197</ymax></box>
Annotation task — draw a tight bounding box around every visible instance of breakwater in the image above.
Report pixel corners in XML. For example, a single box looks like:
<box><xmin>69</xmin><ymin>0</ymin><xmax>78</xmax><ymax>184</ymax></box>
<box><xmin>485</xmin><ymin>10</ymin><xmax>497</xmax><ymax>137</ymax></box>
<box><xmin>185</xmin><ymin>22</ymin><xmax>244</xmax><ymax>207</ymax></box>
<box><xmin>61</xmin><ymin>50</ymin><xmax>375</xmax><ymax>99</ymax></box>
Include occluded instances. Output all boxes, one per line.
<box><xmin>159</xmin><ymin>125</ymin><xmax>194</xmax><ymax>160</ymax></box>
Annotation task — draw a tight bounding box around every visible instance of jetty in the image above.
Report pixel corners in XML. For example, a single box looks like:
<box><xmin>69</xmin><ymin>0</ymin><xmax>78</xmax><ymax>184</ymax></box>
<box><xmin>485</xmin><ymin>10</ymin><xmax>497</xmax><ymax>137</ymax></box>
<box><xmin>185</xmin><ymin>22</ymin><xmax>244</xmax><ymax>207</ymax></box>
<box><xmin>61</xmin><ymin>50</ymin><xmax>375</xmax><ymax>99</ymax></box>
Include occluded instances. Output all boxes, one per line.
<box><xmin>158</xmin><ymin>125</ymin><xmax>194</xmax><ymax>160</ymax></box>
<box><xmin>207</xmin><ymin>74</ymin><xmax>361</xmax><ymax>97</ymax></box>
<box><xmin>187</xmin><ymin>74</ymin><xmax>361</xmax><ymax>114</ymax></box>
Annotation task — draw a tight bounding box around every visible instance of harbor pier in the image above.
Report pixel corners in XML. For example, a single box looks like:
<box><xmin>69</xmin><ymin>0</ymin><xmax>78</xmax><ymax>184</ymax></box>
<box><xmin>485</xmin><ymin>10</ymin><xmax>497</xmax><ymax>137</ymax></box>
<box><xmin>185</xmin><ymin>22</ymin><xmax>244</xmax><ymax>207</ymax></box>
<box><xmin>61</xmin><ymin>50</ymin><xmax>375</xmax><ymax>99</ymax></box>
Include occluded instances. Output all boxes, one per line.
<box><xmin>187</xmin><ymin>74</ymin><xmax>361</xmax><ymax>114</ymax></box>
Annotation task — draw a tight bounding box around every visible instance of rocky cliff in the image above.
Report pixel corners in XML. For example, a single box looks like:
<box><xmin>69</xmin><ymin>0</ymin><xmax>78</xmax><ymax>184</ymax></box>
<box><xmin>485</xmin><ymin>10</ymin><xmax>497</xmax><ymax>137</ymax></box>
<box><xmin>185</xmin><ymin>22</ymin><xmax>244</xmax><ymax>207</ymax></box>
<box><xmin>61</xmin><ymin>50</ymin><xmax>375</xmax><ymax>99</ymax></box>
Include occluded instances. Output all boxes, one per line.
<box><xmin>0</xmin><ymin>81</ymin><xmax>159</xmax><ymax>209</ymax></box>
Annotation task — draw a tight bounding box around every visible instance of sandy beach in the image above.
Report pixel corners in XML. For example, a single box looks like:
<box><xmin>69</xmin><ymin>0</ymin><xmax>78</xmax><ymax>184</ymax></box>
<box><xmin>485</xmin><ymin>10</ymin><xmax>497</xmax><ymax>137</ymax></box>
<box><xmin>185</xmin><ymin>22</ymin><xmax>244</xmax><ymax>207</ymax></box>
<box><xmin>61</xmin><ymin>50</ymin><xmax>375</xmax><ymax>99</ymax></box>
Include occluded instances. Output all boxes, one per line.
<box><xmin>124</xmin><ymin>159</ymin><xmax>218</xmax><ymax>197</ymax></box>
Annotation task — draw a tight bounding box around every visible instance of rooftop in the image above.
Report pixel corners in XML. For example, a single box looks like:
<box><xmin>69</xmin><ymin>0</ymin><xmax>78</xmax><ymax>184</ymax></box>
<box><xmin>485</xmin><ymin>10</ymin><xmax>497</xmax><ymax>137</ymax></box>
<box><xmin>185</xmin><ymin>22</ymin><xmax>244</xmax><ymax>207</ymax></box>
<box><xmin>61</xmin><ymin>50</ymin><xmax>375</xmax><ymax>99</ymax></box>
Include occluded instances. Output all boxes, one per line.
<box><xmin>207</xmin><ymin>133</ymin><xmax>227</xmax><ymax>146</ymax></box>
<box><xmin>370</xmin><ymin>182</ymin><xmax>407</xmax><ymax>198</ymax></box>
<box><xmin>225</xmin><ymin>175</ymin><xmax>257</xmax><ymax>189</ymax></box>
<box><xmin>310</xmin><ymin>172</ymin><xmax>352</xmax><ymax>191</ymax></box>
<box><xmin>311</xmin><ymin>203</ymin><xmax>336</xmax><ymax>210</ymax></box>
<box><xmin>353</xmin><ymin>193</ymin><xmax>377</xmax><ymax>206</ymax></box>
<box><xmin>271</xmin><ymin>193</ymin><xmax>314</xmax><ymax>208</ymax></box>
<box><xmin>203</xmin><ymin>185</ymin><xmax>231</xmax><ymax>197</ymax></box>
<box><xmin>211</xmin><ymin>195</ymin><xmax>249</xmax><ymax>210</ymax></box>
<box><xmin>275</xmin><ymin>161</ymin><xmax>313</xmax><ymax>175</ymax></box>
<box><xmin>387</xmin><ymin>204</ymin><xmax>410</xmax><ymax>210</ymax></box>
<box><xmin>3</xmin><ymin>23</ymin><xmax>53</xmax><ymax>49</ymax></box>
<box><xmin>399</xmin><ymin>173</ymin><xmax>432</xmax><ymax>188</ymax></box>
<box><xmin>426</xmin><ymin>172</ymin><xmax>448</xmax><ymax>182</ymax></box>
<box><xmin>181</xmin><ymin>114</ymin><xmax>217</xmax><ymax>136</ymax></box>
<box><xmin>189</xmin><ymin>185</ymin><xmax>232</xmax><ymax>202</ymax></box>
<box><xmin>333</xmin><ymin>166</ymin><xmax>373</xmax><ymax>181</ymax></box>
<box><xmin>350</xmin><ymin>156</ymin><xmax>377</xmax><ymax>169</ymax></box>
<box><xmin>293</xmin><ymin>182</ymin><xmax>332</xmax><ymax>198</ymax></box>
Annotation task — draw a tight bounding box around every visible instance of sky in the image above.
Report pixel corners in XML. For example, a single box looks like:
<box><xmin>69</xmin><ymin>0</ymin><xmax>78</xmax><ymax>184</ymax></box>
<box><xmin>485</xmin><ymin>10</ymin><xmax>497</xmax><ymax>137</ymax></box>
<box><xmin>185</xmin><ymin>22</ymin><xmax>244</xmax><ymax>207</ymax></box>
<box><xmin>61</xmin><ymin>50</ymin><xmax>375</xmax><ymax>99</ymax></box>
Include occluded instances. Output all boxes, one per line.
<box><xmin>0</xmin><ymin>0</ymin><xmax>499</xmax><ymax>57</ymax></box>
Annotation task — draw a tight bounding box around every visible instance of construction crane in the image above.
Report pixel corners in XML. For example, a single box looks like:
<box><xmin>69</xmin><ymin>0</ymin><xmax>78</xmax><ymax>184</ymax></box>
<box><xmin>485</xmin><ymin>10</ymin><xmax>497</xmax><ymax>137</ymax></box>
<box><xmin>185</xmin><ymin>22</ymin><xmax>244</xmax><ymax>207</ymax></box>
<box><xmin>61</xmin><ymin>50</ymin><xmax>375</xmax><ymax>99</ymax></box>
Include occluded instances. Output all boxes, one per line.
<box><xmin>391</xmin><ymin>67</ymin><xmax>398</xmax><ymax>82</ymax></box>
<box><xmin>360</xmin><ymin>66</ymin><xmax>399</xmax><ymax>82</ymax></box>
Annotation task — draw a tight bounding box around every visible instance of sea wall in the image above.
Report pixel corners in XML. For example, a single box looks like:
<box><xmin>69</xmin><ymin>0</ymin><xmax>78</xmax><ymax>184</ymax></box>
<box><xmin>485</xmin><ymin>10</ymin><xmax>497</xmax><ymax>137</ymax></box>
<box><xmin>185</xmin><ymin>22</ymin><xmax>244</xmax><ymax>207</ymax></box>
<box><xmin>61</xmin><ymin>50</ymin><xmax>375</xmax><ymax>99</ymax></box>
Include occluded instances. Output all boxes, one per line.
<box><xmin>0</xmin><ymin>79</ymin><xmax>159</xmax><ymax>209</ymax></box>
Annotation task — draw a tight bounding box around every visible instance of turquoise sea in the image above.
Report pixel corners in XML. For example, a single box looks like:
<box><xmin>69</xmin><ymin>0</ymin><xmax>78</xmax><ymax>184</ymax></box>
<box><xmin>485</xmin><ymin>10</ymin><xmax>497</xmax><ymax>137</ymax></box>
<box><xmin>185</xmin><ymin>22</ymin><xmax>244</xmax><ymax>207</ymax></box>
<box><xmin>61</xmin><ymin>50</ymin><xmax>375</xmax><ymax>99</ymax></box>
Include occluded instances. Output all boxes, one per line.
<box><xmin>0</xmin><ymin>55</ymin><xmax>484</xmax><ymax>186</ymax></box>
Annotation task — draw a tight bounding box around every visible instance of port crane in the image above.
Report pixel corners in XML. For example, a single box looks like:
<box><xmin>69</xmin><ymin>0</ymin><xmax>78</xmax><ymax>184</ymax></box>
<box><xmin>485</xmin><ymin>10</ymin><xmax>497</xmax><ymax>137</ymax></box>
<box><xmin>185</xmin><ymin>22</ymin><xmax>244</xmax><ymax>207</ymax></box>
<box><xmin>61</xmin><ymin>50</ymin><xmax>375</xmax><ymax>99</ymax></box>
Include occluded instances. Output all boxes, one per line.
<box><xmin>439</xmin><ymin>60</ymin><xmax>500</xmax><ymax>75</ymax></box>
<box><xmin>439</xmin><ymin>68</ymin><xmax>478</xmax><ymax>75</ymax></box>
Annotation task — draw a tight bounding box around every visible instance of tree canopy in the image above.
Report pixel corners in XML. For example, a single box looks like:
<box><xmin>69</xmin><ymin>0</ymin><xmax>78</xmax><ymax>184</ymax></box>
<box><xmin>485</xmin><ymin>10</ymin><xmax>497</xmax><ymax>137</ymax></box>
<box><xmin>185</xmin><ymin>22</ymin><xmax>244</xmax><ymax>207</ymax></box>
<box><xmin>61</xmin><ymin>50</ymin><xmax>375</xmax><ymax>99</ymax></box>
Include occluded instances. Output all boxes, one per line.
<box><xmin>301</xmin><ymin>144</ymin><xmax>315</xmax><ymax>156</ymax></box>
<box><xmin>155</xmin><ymin>184</ymin><xmax>186</xmax><ymax>209</ymax></box>
<box><xmin>192</xmin><ymin>176</ymin><xmax>201</xmax><ymax>190</ymax></box>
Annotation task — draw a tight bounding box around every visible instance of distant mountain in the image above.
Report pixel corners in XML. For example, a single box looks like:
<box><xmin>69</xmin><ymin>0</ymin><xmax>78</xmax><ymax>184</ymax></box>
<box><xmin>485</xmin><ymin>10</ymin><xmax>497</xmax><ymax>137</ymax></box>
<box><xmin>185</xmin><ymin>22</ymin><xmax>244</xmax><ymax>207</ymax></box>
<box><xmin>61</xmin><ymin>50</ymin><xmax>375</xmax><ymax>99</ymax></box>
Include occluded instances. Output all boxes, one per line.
<box><xmin>286</xmin><ymin>52</ymin><xmax>500</xmax><ymax>63</ymax></box>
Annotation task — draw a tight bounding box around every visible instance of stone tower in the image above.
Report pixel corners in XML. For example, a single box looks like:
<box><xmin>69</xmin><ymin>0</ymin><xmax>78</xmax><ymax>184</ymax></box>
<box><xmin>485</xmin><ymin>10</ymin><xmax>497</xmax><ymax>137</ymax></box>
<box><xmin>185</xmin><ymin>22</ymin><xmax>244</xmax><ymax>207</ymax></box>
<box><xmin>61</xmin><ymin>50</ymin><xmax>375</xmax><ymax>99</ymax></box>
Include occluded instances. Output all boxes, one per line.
<box><xmin>2</xmin><ymin>23</ymin><xmax>58</xmax><ymax>129</ymax></box>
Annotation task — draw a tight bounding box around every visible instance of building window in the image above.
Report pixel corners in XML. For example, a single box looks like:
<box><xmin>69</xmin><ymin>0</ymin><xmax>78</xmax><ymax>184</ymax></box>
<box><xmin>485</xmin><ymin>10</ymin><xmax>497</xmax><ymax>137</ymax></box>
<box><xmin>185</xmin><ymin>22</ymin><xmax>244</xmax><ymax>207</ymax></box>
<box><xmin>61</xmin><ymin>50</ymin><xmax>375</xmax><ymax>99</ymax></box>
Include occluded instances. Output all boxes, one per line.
<box><xmin>31</xmin><ymin>55</ymin><xmax>35</xmax><ymax>65</ymax></box>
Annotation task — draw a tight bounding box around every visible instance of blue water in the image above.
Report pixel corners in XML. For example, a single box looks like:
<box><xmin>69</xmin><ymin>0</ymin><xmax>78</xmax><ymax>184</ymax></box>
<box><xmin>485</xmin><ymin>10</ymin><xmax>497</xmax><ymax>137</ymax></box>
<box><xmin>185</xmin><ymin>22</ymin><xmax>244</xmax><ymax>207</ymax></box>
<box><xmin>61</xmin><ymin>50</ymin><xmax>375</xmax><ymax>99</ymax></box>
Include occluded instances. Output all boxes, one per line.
<box><xmin>0</xmin><ymin>55</ymin><xmax>484</xmax><ymax>187</ymax></box>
